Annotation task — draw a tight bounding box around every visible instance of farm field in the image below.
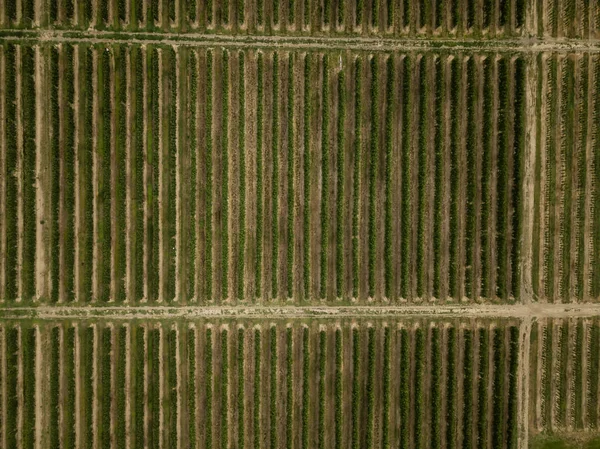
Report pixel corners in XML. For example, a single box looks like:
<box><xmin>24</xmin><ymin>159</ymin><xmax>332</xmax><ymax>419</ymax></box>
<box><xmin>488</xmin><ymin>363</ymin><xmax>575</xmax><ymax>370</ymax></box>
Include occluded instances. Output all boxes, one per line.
<box><xmin>1</xmin><ymin>0</ymin><xmax>600</xmax><ymax>448</ymax></box>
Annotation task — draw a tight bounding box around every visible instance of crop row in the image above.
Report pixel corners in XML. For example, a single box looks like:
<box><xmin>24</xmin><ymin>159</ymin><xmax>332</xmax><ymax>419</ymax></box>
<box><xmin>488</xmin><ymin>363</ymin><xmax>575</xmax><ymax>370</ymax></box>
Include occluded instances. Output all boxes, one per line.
<box><xmin>0</xmin><ymin>319</ymin><xmax>525</xmax><ymax>449</ymax></box>
<box><xmin>1</xmin><ymin>0</ymin><xmax>547</xmax><ymax>37</ymax></box>
<box><xmin>529</xmin><ymin>317</ymin><xmax>600</xmax><ymax>432</ymax></box>
<box><xmin>1</xmin><ymin>44</ymin><xmax>599</xmax><ymax>304</ymax></box>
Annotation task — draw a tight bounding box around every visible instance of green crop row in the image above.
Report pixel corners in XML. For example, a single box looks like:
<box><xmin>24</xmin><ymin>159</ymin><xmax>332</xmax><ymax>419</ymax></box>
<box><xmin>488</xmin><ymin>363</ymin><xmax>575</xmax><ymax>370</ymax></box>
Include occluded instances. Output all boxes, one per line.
<box><xmin>188</xmin><ymin>50</ymin><xmax>198</xmax><ymax>301</ymax></box>
<box><xmin>82</xmin><ymin>326</ymin><xmax>94</xmax><ymax>448</ymax></box>
<box><xmin>188</xmin><ymin>328</ymin><xmax>197</xmax><ymax>448</ymax></box>
<box><xmin>575</xmin><ymin>57</ymin><xmax>588</xmax><ymax>300</ymax></box>
<box><xmin>221</xmin><ymin>329</ymin><xmax>229</xmax><ymax>449</ymax></box>
<box><xmin>100</xmin><ymin>327</ymin><xmax>112</xmax><ymax>448</ymax></box>
<box><xmin>286</xmin><ymin>53</ymin><xmax>295</xmax><ymax>298</ymax></box>
<box><xmin>304</xmin><ymin>54</ymin><xmax>312</xmax><ymax>300</ymax></box>
<box><xmin>506</xmin><ymin>326</ymin><xmax>519</xmax><ymax>448</ymax></box>
<box><xmin>133</xmin><ymin>327</ymin><xmax>145</xmax><ymax>449</ymax></box>
<box><xmin>205</xmin><ymin>49</ymin><xmax>214</xmax><ymax>301</ymax></box>
<box><xmin>491</xmin><ymin>327</ymin><xmax>505</xmax><ymax>449</ymax></box>
<box><xmin>21</xmin><ymin>46</ymin><xmax>36</xmax><ymax>301</ymax></box>
<box><xmin>320</xmin><ymin>54</ymin><xmax>331</xmax><ymax>300</ymax></box>
<box><xmin>351</xmin><ymin>328</ymin><xmax>361</xmax><ymax>449</ymax></box>
<box><xmin>382</xmin><ymin>327</ymin><xmax>390</xmax><ymax>449</ymax></box>
<box><xmin>589</xmin><ymin>323</ymin><xmax>600</xmax><ymax>426</ymax></box>
<box><xmin>384</xmin><ymin>56</ymin><xmax>393</xmax><ymax>298</ymax></box>
<box><xmin>432</xmin><ymin>56</ymin><xmax>443</xmax><ymax>298</ymax></box>
<box><xmin>352</xmin><ymin>57</ymin><xmax>361</xmax><ymax>299</ymax></box>
<box><xmin>286</xmin><ymin>327</ymin><xmax>293</xmax><ymax>449</ymax></box>
<box><xmin>594</xmin><ymin>60</ymin><xmax>600</xmax><ymax>298</ymax></box>
<box><xmin>318</xmin><ymin>330</ymin><xmax>327</xmax><ymax>448</ymax></box>
<box><xmin>414</xmin><ymin>327</ymin><xmax>425</xmax><ymax>449</ymax></box>
<box><xmin>557</xmin><ymin>323</ymin><xmax>569</xmax><ymax>425</ymax></box>
<box><xmin>540</xmin><ymin>322</ymin><xmax>552</xmax><ymax>427</ymax></box>
<box><xmin>477</xmin><ymin>328</ymin><xmax>489</xmax><ymax>448</ymax></box>
<box><xmin>270</xmin><ymin>326</ymin><xmax>278</xmax><ymax>448</ymax></box>
<box><xmin>256</xmin><ymin>52</ymin><xmax>264</xmax><ymax>300</ymax></box>
<box><xmin>464</xmin><ymin>57</ymin><xmax>477</xmax><ymax>298</ymax></box>
<box><xmin>272</xmin><ymin>52</ymin><xmax>280</xmax><ymax>300</ymax></box>
<box><xmin>302</xmin><ymin>327</ymin><xmax>309</xmax><ymax>449</ymax></box>
<box><xmin>238</xmin><ymin>52</ymin><xmax>247</xmax><ymax>301</ymax></box>
<box><xmin>399</xmin><ymin>56</ymin><xmax>411</xmax><ymax>299</ymax></box>
<box><xmin>206</xmin><ymin>328</ymin><xmax>214</xmax><ymax>449</ymax></box>
<box><xmin>254</xmin><ymin>328</ymin><xmax>261</xmax><ymax>448</ymax></box>
<box><xmin>416</xmin><ymin>55</ymin><xmax>428</xmax><ymax>297</ymax></box>
<box><xmin>366</xmin><ymin>327</ymin><xmax>375</xmax><ymax>448</ymax></box>
<box><xmin>166</xmin><ymin>329</ymin><xmax>178</xmax><ymax>449</ymax></box>
<box><xmin>50</xmin><ymin>47</ymin><xmax>61</xmax><ymax>303</ymax></box>
<box><xmin>221</xmin><ymin>50</ymin><xmax>230</xmax><ymax>302</ymax></box>
<box><xmin>448</xmin><ymin>56</ymin><xmax>460</xmax><ymax>298</ymax></box>
<box><xmin>6</xmin><ymin>328</ymin><xmax>18</xmax><ymax>447</ymax></box>
<box><xmin>335</xmin><ymin>329</ymin><xmax>343</xmax><ymax>449</ymax></box>
<box><xmin>166</xmin><ymin>47</ymin><xmax>177</xmax><ymax>303</ymax></box>
<box><xmin>399</xmin><ymin>328</ymin><xmax>410</xmax><ymax>449</ymax></box>
<box><xmin>238</xmin><ymin>328</ymin><xmax>245</xmax><ymax>449</ymax></box>
<box><xmin>367</xmin><ymin>56</ymin><xmax>379</xmax><ymax>299</ymax></box>
<box><xmin>50</xmin><ymin>327</ymin><xmax>60</xmax><ymax>448</ymax></box>
<box><xmin>4</xmin><ymin>44</ymin><xmax>17</xmax><ymax>301</ymax></box>
<box><xmin>431</xmin><ymin>327</ymin><xmax>441</xmax><ymax>449</ymax></box>
<box><xmin>65</xmin><ymin>327</ymin><xmax>76</xmax><ymax>449</ymax></box>
<box><xmin>116</xmin><ymin>327</ymin><xmax>127</xmax><ymax>448</ymax></box>
<box><xmin>460</xmin><ymin>328</ymin><xmax>471</xmax><ymax>449</ymax></box>
<box><xmin>149</xmin><ymin>329</ymin><xmax>160</xmax><ymax>448</ymax></box>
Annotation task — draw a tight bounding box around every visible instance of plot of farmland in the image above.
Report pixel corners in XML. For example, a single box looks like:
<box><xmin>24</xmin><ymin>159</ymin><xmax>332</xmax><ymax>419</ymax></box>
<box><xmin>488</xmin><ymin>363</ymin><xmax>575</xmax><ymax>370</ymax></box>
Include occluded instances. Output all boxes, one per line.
<box><xmin>1</xmin><ymin>0</ymin><xmax>600</xmax><ymax>448</ymax></box>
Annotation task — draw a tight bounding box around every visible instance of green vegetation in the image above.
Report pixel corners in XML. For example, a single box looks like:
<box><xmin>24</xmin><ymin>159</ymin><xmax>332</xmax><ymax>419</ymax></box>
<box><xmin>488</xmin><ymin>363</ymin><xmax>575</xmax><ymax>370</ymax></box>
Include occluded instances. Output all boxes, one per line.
<box><xmin>432</xmin><ymin>55</ymin><xmax>443</xmax><ymax>298</ymax></box>
<box><xmin>254</xmin><ymin>328</ymin><xmax>261</xmax><ymax>449</ymax></box>
<box><xmin>352</xmin><ymin>327</ymin><xmax>361</xmax><ymax>449</ymax></box>
<box><xmin>100</xmin><ymin>327</ymin><xmax>112</xmax><ymax>448</ymax></box>
<box><xmin>206</xmin><ymin>328</ymin><xmax>214</xmax><ymax>449</ymax></box>
<box><xmin>116</xmin><ymin>327</ymin><xmax>127</xmax><ymax>448</ymax></box>
<box><xmin>399</xmin><ymin>328</ymin><xmax>410</xmax><ymax>449</ymax></box>
<box><xmin>82</xmin><ymin>326</ymin><xmax>94</xmax><ymax>448</ymax></box>
<box><xmin>492</xmin><ymin>327</ymin><xmax>505</xmax><ymax>449</ymax></box>
<box><xmin>304</xmin><ymin>53</ymin><xmax>312</xmax><ymax>300</ymax></box>
<box><xmin>477</xmin><ymin>327</ymin><xmax>489</xmax><ymax>449</ymax></box>
<box><xmin>384</xmin><ymin>56</ymin><xmax>393</xmax><ymax>298</ymax></box>
<box><xmin>506</xmin><ymin>326</ymin><xmax>519</xmax><ymax>448</ymax></box>
<box><xmin>465</xmin><ymin>56</ymin><xmax>477</xmax><ymax>298</ymax></box>
<box><xmin>238</xmin><ymin>328</ymin><xmax>245</xmax><ymax>449</ymax></box>
<box><xmin>352</xmin><ymin>57</ymin><xmax>362</xmax><ymax>299</ymax></box>
<box><xmin>319</xmin><ymin>330</ymin><xmax>327</xmax><ymax>448</ymax></box>
<box><xmin>50</xmin><ymin>47</ymin><xmax>60</xmax><ymax>303</ymax></box>
<box><xmin>366</xmin><ymin>327</ymin><xmax>375</xmax><ymax>448</ymax></box>
<box><xmin>589</xmin><ymin>323</ymin><xmax>600</xmax><ymax>426</ymax></box>
<box><xmin>417</xmin><ymin>55</ymin><xmax>428</xmax><ymax>297</ymax></box>
<box><xmin>222</xmin><ymin>50</ymin><xmax>230</xmax><ymax>302</ymax></box>
<box><xmin>321</xmin><ymin>54</ymin><xmax>331</xmax><ymax>299</ymax></box>
<box><xmin>221</xmin><ymin>329</ymin><xmax>229</xmax><ymax>449</ymax></box>
<box><xmin>238</xmin><ymin>52</ymin><xmax>247</xmax><ymax>301</ymax></box>
<box><xmin>165</xmin><ymin>47</ymin><xmax>177</xmax><ymax>303</ymax></box>
<box><xmin>382</xmin><ymin>326</ymin><xmax>390</xmax><ymax>449</ymax></box>
<box><xmin>287</xmin><ymin>53</ymin><xmax>295</xmax><ymax>298</ymax></box>
<box><xmin>367</xmin><ymin>54</ymin><xmax>379</xmax><ymax>299</ymax></box>
<box><xmin>6</xmin><ymin>327</ymin><xmax>18</xmax><ymax>448</ymax></box>
<box><xmin>256</xmin><ymin>52</ymin><xmax>264</xmax><ymax>300</ymax></box>
<box><xmin>134</xmin><ymin>327</ymin><xmax>145</xmax><ymax>449</ymax></box>
<box><xmin>148</xmin><ymin>328</ymin><xmax>160</xmax><ymax>448</ymax></box>
<box><xmin>335</xmin><ymin>328</ymin><xmax>343</xmax><ymax>449</ymax></box>
<box><xmin>65</xmin><ymin>326</ymin><xmax>76</xmax><ymax>449</ymax></box>
<box><xmin>481</xmin><ymin>56</ymin><xmax>494</xmax><ymax>297</ymax></box>
<box><xmin>414</xmin><ymin>327</ymin><xmax>425</xmax><ymax>449</ymax></box>
<box><xmin>286</xmin><ymin>327</ymin><xmax>293</xmax><ymax>449</ymax></box>
<box><xmin>206</xmin><ymin>49</ymin><xmax>214</xmax><ymax>301</ymax></box>
<box><xmin>400</xmin><ymin>55</ymin><xmax>411</xmax><ymax>299</ymax></box>
<box><xmin>167</xmin><ymin>329</ymin><xmax>179</xmax><ymax>449</ymax></box>
<box><xmin>302</xmin><ymin>326</ymin><xmax>310</xmax><ymax>449</ymax></box>
<box><xmin>449</xmin><ymin>56</ymin><xmax>461</xmax><ymax>298</ymax></box>
<box><xmin>50</xmin><ymin>327</ymin><xmax>60</xmax><ymax>448</ymax></box>
<box><xmin>189</xmin><ymin>328</ymin><xmax>197</xmax><ymax>448</ymax></box>
<box><xmin>461</xmin><ymin>328</ymin><xmax>472</xmax><ymax>449</ymax></box>
<box><xmin>270</xmin><ymin>326</ymin><xmax>278</xmax><ymax>449</ymax></box>
<box><xmin>272</xmin><ymin>52</ymin><xmax>280</xmax><ymax>300</ymax></box>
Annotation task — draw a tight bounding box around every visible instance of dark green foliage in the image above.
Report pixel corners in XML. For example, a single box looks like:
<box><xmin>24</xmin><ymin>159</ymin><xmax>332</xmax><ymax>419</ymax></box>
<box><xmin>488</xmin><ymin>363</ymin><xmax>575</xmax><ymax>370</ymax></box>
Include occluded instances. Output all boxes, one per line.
<box><xmin>399</xmin><ymin>328</ymin><xmax>410</xmax><ymax>449</ymax></box>
<box><xmin>256</xmin><ymin>0</ymin><xmax>263</xmax><ymax>25</ymax></box>
<box><xmin>512</xmin><ymin>57</ymin><xmax>526</xmax><ymax>299</ymax></box>
<box><xmin>270</xmin><ymin>326</ymin><xmax>278</xmax><ymax>449</ymax></box>
<box><xmin>382</xmin><ymin>327</ymin><xmax>390</xmax><ymax>449</ymax></box>
<box><xmin>477</xmin><ymin>328</ymin><xmax>489</xmax><ymax>448</ymax></box>
<box><xmin>238</xmin><ymin>0</ymin><xmax>244</xmax><ymax>25</ymax></box>
<box><xmin>4</xmin><ymin>44</ymin><xmax>17</xmax><ymax>301</ymax></box>
<box><xmin>403</xmin><ymin>0</ymin><xmax>411</xmax><ymax>28</ymax></box>
<box><xmin>6</xmin><ymin>328</ymin><xmax>18</xmax><ymax>448</ymax></box>
<box><xmin>303</xmin><ymin>0</ymin><xmax>309</xmax><ymax>27</ymax></box>
<box><xmin>499</xmin><ymin>0</ymin><xmax>509</xmax><ymax>27</ymax></box>
<box><xmin>65</xmin><ymin>327</ymin><xmax>76</xmax><ymax>449</ymax></box>
<box><xmin>324</xmin><ymin>0</ymin><xmax>331</xmax><ymax>25</ymax></box>
<box><xmin>449</xmin><ymin>56</ymin><xmax>460</xmax><ymax>298</ymax></box>
<box><xmin>289</xmin><ymin>0</ymin><xmax>295</xmax><ymax>24</ymax></box>
<box><xmin>22</xmin><ymin>46</ymin><xmax>36</xmax><ymax>301</ymax></box>
<box><xmin>482</xmin><ymin>0</ymin><xmax>492</xmax><ymax>28</ymax></box>
<box><xmin>558</xmin><ymin>323</ymin><xmax>569</xmax><ymax>424</ymax></box>
<box><xmin>272</xmin><ymin>52</ymin><xmax>280</xmax><ymax>299</ymax></box>
<box><xmin>22</xmin><ymin>327</ymin><xmax>37</xmax><ymax>449</ymax></box>
<box><xmin>189</xmin><ymin>0</ymin><xmax>197</xmax><ymax>22</ymax></box>
<box><xmin>589</xmin><ymin>324</ymin><xmax>600</xmax><ymax>426</ymax></box>
<box><xmin>135</xmin><ymin>0</ymin><xmax>143</xmax><ymax>25</ymax></box>
<box><xmin>544</xmin><ymin>56</ymin><xmax>557</xmax><ymax>301</ymax></box>
<box><xmin>50</xmin><ymin>0</ymin><xmax>58</xmax><ymax>22</ymax></box>
<box><xmin>400</xmin><ymin>56</ymin><xmax>411</xmax><ymax>299</ymax></box>
<box><xmin>132</xmin><ymin>46</ymin><xmax>145</xmax><ymax>301</ymax></box>
<box><xmin>286</xmin><ymin>54</ymin><xmax>294</xmax><ymax>298</ymax></box>
<box><xmin>169</xmin><ymin>0</ymin><xmax>176</xmax><ymax>22</ymax></box>
<box><xmin>65</xmin><ymin>0</ymin><xmax>74</xmax><ymax>19</ymax></box>
<box><xmin>466</xmin><ymin>0</ymin><xmax>475</xmax><ymax>28</ymax></box>
<box><xmin>540</xmin><ymin>323</ymin><xmax>552</xmax><ymax>426</ymax></box>
<box><xmin>148</xmin><ymin>329</ymin><xmax>160</xmax><ymax>448</ymax></box>
<box><xmin>148</xmin><ymin>58</ymin><xmax>161</xmax><ymax>303</ymax></box>
<box><xmin>50</xmin><ymin>47</ymin><xmax>61</xmax><ymax>303</ymax></box>
<box><xmin>419</xmin><ymin>0</ymin><xmax>427</xmax><ymax>29</ymax></box>
<box><xmin>414</xmin><ymin>327</ymin><xmax>425</xmax><ymax>449</ymax></box>
<box><xmin>207</xmin><ymin>0</ymin><xmax>214</xmax><ymax>24</ymax></box>
<box><xmin>431</xmin><ymin>327</ymin><xmax>441</xmax><ymax>449</ymax></box>
<box><xmin>593</xmin><ymin>60</ymin><xmax>600</xmax><ymax>298</ymax></box>
<box><xmin>116</xmin><ymin>327</ymin><xmax>127</xmax><ymax>448</ymax></box>
<box><xmin>82</xmin><ymin>326</ymin><xmax>94</xmax><ymax>448</ymax></box>
<box><xmin>22</xmin><ymin>0</ymin><xmax>34</xmax><ymax>24</ymax></box>
<box><xmin>286</xmin><ymin>328</ymin><xmax>293</xmax><ymax>449</ymax></box>
<box><xmin>366</xmin><ymin>327</ymin><xmax>375</xmax><ymax>449</ymax></box>
<box><xmin>434</xmin><ymin>0</ymin><xmax>442</xmax><ymax>29</ymax></box>
<box><xmin>167</xmin><ymin>329</ymin><xmax>178</xmax><ymax>449</ymax></box>
<box><xmin>189</xmin><ymin>50</ymin><xmax>198</xmax><ymax>301</ymax></box>
<box><xmin>6</xmin><ymin>0</ymin><xmax>16</xmax><ymax>22</ymax></box>
<box><xmin>356</xmin><ymin>0</ymin><xmax>363</xmax><ymax>25</ymax></box>
<box><xmin>272</xmin><ymin>0</ymin><xmax>278</xmax><ymax>25</ymax></box>
<box><xmin>253</xmin><ymin>329</ymin><xmax>261</xmax><ymax>449</ymax></box>
<box><xmin>492</xmin><ymin>328</ymin><xmax>505</xmax><ymax>449</ymax></box>
<box><xmin>134</xmin><ymin>328</ymin><xmax>145</xmax><ymax>449</ymax></box>
<box><xmin>100</xmin><ymin>327</ymin><xmax>112</xmax><ymax>449</ymax></box>
<box><xmin>256</xmin><ymin>52</ymin><xmax>264</xmax><ymax>300</ymax></box>
<box><xmin>118</xmin><ymin>0</ymin><xmax>126</xmax><ymax>23</ymax></box>
<box><xmin>506</xmin><ymin>326</ymin><xmax>519</xmax><ymax>448</ymax></box>
<box><xmin>320</xmin><ymin>54</ymin><xmax>331</xmax><ymax>299</ymax></box>
<box><xmin>50</xmin><ymin>327</ymin><xmax>60</xmax><ymax>449</ymax></box>
<box><xmin>515</xmin><ymin>0</ymin><xmax>525</xmax><ymax>28</ymax></box>
<box><xmin>460</xmin><ymin>328</ymin><xmax>471</xmax><ymax>449</ymax></box>
<box><xmin>165</xmin><ymin>47</ymin><xmax>177</xmax><ymax>303</ymax></box>
<box><xmin>481</xmin><ymin>57</ymin><xmax>494</xmax><ymax>297</ymax></box>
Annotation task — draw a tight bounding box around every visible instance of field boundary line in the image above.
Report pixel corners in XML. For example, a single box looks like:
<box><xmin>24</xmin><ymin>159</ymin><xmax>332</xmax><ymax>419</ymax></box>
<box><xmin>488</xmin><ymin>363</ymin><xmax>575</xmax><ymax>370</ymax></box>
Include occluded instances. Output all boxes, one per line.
<box><xmin>2</xmin><ymin>30</ymin><xmax>600</xmax><ymax>52</ymax></box>
<box><xmin>2</xmin><ymin>303</ymin><xmax>600</xmax><ymax>319</ymax></box>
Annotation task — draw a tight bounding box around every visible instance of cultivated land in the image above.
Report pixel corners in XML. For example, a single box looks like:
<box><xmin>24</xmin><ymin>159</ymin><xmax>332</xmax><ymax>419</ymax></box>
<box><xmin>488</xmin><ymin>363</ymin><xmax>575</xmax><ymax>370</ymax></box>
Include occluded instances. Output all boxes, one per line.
<box><xmin>1</xmin><ymin>0</ymin><xmax>600</xmax><ymax>448</ymax></box>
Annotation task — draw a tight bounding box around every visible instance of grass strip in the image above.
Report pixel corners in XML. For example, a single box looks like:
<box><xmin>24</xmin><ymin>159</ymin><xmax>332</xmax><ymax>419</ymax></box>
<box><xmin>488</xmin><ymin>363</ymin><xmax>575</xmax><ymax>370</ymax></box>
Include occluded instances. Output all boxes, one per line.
<box><xmin>352</xmin><ymin>57</ymin><xmax>362</xmax><ymax>298</ymax></box>
<box><xmin>320</xmin><ymin>54</ymin><xmax>331</xmax><ymax>299</ymax></box>
<box><xmin>256</xmin><ymin>52</ymin><xmax>264</xmax><ymax>300</ymax></box>
<box><xmin>272</xmin><ymin>52</ymin><xmax>280</xmax><ymax>300</ymax></box>
<box><xmin>399</xmin><ymin>328</ymin><xmax>409</xmax><ymax>449</ymax></box>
